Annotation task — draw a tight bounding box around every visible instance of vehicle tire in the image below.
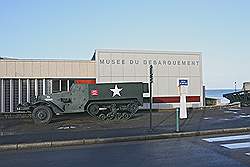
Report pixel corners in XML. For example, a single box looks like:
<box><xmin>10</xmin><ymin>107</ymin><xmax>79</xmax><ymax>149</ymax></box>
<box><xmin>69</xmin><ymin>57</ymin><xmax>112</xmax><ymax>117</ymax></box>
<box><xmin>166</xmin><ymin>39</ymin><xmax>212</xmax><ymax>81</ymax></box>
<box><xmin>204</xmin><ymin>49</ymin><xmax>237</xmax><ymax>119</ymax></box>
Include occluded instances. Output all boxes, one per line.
<box><xmin>87</xmin><ymin>104</ymin><xmax>99</xmax><ymax>116</ymax></box>
<box><xmin>127</xmin><ymin>102</ymin><xmax>139</xmax><ymax>113</ymax></box>
<box><xmin>122</xmin><ymin>113</ymin><xmax>130</xmax><ymax>119</ymax></box>
<box><xmin>107</xmin><ymin>113</ymin><xmax>115</xmax><ymax>120</ymax></box>
<box><xmin>98</xmin><ymin>114</ymin><xmax>107</xmax><ymax>120</ymax></box>
<box><xmin>32</xmin><ymin>105</ymin><xmax>53</xmax><ymax>124</ymax></box>
<box><xmin>116</xmin><ymin>113</ymin><xmax>123</xmax><ymax>120</ymax></box>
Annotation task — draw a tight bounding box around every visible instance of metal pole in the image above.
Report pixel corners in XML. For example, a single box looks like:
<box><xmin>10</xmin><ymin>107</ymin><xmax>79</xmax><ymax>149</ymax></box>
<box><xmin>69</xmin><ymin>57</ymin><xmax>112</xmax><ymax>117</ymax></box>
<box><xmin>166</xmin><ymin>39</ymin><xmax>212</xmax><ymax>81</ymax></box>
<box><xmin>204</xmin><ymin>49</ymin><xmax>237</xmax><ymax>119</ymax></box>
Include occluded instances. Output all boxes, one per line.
<box><xmin>67</xmin><ymin>80</ymin><xmax>70</xmax><ymax>91</ymax></box>
<box><xmin>234</xmin><ymin>81</ymin><xmax>237</xmax><ymax>92</ymax></box>
<box><xmin>150</xmin><ymin>80</ymin><xmax>152</xmax><ymax>130</ymax></box>
<box><xmin>1</xmin><ymin>79</ymin><xmax>4</xmax><ymax>113</ymax></box>
<box><xmin>59</xmin><ymin>79</ymin><xmax>62</xmax><ymax>91</ymax></box>
<box><xmin>18</xmin><ymin>79</ymin><xmax>21</xmax><ymax>104</ymax></box>
<box><xmin>176</xmin><ymin>108</ymin><xmax>180</xmax><ymax>132</ymax></box>
<box><xmin>10</xmin><ymin>79</ymin><xmax>13</xmax><ymax>112</ymax></box>
<box><xmin>203</xmin><ymin>85</ymin><xmax>206</xmax><ymax>106</ymax></box>
<box><xmin>35</xmin><ymin>79</ymin><xmax>38</xmax><ymax>98</ymax></box>
<box><xmin>149</xmin><ymin>65</ymin><xmax>153</xmax><ymax>130</ymax></box>
<box><xmin>27</xmin><ymin>79</ymin><xmax>30</xmax><ymax>103</ymax></box>
<box><xmin>43</xmin><ymin>79</ymin><xmax>46</xmax><ymax>95</ymax></box>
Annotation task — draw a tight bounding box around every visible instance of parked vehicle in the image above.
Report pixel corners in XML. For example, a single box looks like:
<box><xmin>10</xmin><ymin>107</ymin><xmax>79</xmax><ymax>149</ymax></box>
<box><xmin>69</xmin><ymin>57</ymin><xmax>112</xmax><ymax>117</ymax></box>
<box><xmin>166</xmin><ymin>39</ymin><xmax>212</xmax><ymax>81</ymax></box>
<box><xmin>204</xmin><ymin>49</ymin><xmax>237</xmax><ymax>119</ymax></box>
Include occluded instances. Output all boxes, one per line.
<box><xmin>17</xmin><ymin>82</ymin><xmax>148</xmax><ymax>124</ymax></box>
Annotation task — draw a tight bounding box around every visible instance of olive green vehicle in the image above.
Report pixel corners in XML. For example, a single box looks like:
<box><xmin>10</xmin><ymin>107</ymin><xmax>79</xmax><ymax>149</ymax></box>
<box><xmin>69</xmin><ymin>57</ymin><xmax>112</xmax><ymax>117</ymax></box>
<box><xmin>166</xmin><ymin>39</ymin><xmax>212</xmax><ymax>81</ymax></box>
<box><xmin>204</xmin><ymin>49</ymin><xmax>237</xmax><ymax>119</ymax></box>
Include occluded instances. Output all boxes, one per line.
<box><xmin>17</xmin><ymin>82</ymin><xmax>149</xmax><ymax>124</ymax></box>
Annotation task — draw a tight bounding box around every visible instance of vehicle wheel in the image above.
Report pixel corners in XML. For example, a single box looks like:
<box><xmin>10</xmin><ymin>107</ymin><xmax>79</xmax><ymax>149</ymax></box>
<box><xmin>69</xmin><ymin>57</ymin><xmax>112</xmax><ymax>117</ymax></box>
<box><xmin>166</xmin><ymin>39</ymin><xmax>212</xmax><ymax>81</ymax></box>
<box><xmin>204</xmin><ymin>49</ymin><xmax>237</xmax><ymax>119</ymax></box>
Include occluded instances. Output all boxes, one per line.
<box><xmin>98</xmin><ymin>114</ymin><xmax>107</xmax><ymax>120</ymax></box>
<box><xmin>122</xmin><ymin>113</ymin><xmax>130</xmax><ymax>119</ymax></box>
<box><xmin>116</xmin><ymin>113</ymin><xmax>123</xmax><ymax>120</ymax></box>
<box><xmin>127</xmin><ymin>102</ymin><xmax>139</xmax><ymax>113</ymax></box>
<box><xmin>107</xmin><ymin>113</ymin><xmax>115</xmax><ymax>120</ymax></box>
<box><xmin>32</xmin><ymin>105</ymin><xmax>53</xmax><ymax>124</ymax></box>
<box><xmin>87</xmin><ymin>104</ymin><xmax>99</xmax><ymax>116</ymax></box>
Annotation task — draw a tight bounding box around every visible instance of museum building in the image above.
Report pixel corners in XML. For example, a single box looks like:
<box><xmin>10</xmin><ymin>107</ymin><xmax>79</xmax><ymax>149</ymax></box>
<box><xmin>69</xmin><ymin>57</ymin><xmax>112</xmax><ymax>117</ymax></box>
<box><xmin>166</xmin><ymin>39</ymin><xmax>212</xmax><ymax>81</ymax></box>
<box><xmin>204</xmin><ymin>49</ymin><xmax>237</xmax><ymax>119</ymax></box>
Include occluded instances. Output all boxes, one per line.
<box><xmin>0</xmin><ymin>49</ymin><xmax>203</xmax><ymax>112</ymax></box>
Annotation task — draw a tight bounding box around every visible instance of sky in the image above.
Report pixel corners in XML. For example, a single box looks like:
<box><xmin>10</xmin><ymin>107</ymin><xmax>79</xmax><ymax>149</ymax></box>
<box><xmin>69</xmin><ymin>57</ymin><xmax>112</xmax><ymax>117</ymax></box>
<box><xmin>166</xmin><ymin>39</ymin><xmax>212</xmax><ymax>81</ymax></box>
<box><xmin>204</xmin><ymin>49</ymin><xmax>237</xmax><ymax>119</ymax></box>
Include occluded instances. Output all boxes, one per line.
<box><xmin>0</xmin><ymin>0</ymin><xmax>249</xmax><ymax>89</ymax></box>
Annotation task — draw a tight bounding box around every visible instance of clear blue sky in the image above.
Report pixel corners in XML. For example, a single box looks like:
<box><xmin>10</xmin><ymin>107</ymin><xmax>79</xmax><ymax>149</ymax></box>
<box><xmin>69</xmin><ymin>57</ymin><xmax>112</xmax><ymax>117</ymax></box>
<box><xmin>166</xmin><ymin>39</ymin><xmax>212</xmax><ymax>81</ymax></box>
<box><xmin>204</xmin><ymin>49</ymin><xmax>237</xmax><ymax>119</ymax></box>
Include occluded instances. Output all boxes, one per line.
<box><xmin>0</xmin><ymin>0</ymin><xmax>249</xmax><ymax>89</ymax></box>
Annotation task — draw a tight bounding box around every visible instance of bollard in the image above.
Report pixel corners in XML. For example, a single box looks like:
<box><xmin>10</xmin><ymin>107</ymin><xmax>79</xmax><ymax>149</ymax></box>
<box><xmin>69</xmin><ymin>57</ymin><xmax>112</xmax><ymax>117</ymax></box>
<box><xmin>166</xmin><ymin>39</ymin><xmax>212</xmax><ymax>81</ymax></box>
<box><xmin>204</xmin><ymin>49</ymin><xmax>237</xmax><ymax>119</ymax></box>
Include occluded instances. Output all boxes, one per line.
<box><xmin>176</xmin><ymin>108</ymin><xmax>180</xmax><ymax>132</ymax></box>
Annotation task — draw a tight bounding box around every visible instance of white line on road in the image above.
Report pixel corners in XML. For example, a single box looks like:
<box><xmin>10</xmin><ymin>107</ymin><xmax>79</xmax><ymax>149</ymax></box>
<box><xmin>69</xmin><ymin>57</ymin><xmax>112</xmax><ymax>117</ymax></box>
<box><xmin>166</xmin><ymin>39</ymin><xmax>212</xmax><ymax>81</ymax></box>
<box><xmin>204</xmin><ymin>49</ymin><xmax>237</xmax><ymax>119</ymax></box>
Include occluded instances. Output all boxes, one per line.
<box><xmin>228</xmin><ymin>108</ymin><xmax>241</xmax><ymax>111</ymax></box>
<box><xmin>221</xmin><ymin>142</ymin><xmax>250</xmax><ymax>149</ymax></box>
<box><xmin>203</xmin><ymin>134</ymin><xmax>250</xmax><ymax>142</ymax></box>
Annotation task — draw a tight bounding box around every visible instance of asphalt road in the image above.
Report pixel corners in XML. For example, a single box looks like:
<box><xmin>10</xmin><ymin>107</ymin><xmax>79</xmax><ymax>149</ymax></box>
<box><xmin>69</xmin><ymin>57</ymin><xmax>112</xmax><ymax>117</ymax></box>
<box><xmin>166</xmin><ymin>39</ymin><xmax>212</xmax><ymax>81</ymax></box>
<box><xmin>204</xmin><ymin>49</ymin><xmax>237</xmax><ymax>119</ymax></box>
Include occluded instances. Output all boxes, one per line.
<box><xmin>1</xmin><ymin>107</ymin><xmax>250</xmax><ymax>145</ymax></box>
<box><xmin>1</xmin><ymin>133</ymin><xmax>250</xmax><ymax>167</ymax></box>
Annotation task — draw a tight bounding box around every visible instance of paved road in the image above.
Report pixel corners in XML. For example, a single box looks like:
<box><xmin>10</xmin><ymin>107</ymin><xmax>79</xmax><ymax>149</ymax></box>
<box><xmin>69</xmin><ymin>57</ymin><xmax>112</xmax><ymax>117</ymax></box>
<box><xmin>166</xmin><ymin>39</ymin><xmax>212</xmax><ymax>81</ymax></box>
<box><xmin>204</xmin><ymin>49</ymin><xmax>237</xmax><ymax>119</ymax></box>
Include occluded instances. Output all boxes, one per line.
<box><xmin>1</xmin><ymin>107</ymin><xmax>250</xmax><ymax>144</ymax></box>
<box><xmin>1</xmin><ymin>133</ymin><xmax>250</xmax><ymax>167</ymax></box>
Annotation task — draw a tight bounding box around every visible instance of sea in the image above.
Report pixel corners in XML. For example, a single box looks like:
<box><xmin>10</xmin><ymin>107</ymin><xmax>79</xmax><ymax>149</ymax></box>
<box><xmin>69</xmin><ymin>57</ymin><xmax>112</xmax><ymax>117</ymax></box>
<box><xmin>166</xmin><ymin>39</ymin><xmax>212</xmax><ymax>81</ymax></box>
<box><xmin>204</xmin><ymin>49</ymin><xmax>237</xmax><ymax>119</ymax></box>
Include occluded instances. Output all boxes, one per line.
<box><xmin>205</xmin><ymin>89</ymin><xmax>240</xmax><ymax>104</ymax></box>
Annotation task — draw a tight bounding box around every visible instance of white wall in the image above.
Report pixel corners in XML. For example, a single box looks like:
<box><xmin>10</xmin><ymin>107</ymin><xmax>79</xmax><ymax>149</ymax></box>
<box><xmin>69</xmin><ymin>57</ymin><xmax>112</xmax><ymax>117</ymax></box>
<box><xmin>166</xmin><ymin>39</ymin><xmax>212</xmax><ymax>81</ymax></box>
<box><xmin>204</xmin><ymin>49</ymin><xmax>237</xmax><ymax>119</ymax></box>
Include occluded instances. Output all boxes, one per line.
<box><xmin>95</xmin><ymin>49</ymin><xmax>203</xmax><ymax>108</ymax></box>
<box><xmin>0</xmin><ymin>59</ymin><xmax>96</xmax><ymax>78</ymax></box>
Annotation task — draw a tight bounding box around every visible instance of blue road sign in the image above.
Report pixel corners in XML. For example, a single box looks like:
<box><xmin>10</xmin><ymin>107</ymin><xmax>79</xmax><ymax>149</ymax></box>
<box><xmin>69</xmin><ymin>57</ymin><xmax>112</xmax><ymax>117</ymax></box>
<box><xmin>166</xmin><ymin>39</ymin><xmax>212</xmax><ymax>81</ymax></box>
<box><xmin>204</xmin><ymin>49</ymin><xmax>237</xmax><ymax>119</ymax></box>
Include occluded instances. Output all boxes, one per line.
<box><xmin>179</xmin><ymin>79</ymin><xmax>188</xmax><ymax>86</ymax></box>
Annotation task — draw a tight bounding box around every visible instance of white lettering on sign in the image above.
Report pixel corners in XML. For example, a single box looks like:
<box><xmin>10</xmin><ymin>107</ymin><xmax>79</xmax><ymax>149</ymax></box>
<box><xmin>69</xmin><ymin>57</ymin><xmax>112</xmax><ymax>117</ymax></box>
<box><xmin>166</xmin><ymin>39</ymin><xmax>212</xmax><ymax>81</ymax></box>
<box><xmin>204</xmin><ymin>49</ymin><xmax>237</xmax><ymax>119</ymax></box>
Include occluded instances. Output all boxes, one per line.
<box><xmin>179</xmin><ymin>80</ymin><xmax>188</xmax><ymax>86</ymax></box>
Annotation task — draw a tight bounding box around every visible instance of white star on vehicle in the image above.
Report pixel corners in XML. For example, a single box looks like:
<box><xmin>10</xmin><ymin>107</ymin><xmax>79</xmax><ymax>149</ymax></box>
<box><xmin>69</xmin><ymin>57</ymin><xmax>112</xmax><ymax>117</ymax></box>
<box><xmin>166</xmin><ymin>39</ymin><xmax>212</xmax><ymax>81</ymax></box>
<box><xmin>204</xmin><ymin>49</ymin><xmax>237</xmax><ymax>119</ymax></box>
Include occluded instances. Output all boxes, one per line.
<box><xmin>110</xmin><ymin>85</ymin><xmax>123</xmax><ymax>97</ymax></box>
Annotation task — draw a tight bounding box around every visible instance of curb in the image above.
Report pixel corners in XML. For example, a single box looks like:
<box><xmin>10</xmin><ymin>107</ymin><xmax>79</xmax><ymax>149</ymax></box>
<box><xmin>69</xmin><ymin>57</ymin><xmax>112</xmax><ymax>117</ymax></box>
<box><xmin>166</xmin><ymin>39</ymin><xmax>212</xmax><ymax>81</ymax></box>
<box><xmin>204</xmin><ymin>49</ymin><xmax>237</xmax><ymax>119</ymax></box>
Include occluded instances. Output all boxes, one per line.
<box><xmin>1</xmin><ymin>127</ymin><xmax>250</xmax><ymax>152</ymax></box>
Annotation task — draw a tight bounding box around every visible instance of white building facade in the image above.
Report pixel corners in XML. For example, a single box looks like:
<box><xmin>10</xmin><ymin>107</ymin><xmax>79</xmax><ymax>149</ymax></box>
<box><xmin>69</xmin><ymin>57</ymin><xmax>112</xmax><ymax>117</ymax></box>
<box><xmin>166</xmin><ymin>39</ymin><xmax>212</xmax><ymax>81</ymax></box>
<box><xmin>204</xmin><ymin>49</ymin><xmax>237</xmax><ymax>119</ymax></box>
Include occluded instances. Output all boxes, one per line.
<box><xmin>94</xmin><ymin>49</ymin><xmax>203</xmax><ymax>109</ymax></box>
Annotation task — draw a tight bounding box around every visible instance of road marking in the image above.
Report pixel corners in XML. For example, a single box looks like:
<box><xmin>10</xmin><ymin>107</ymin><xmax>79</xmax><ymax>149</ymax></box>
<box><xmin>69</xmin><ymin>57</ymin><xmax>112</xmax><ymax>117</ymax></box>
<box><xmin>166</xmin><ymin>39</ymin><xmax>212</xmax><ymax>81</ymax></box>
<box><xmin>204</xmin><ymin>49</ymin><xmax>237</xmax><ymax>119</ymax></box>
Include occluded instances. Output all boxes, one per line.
<box><xmin>58</xmin><ymin>126</ymin><xmax>76</xmax><ymax>130</ymax></box>
<box><xmin>223</xmin><ymin>110</ymin><xmax>237</xmax><ymax>114</ymax></box>
<box><xmin>203</xmin><ymin>117</ymin><xmax>213</xmax><ymax>120</ymax></box>
<box><xmin>203</xmin><ymin>134</ymin><xmax>250</xmax><ymax>142</ymax></box>
<box><xmin>221</xmin><ymin>142</ymin><xmax>250</xmax><ymax>149</ymax></box>
<box><xmin>219</xmin><ymin>118</ymin><xmax>232</xmax><ymax>121</ymax></box>
<box><xmin>245</xmin><ymin>153</ymin><xmax>250</xmax><ymax>156</ymax></box>
<box><xmin>238</xmin><ymin>115</ymin><xmax>250</xmax><ymax>118</ymax></box>
<box><xmin>228</xmin><ymin>108</ymin><xmax>241</xmax><ymax>111</ymax></box>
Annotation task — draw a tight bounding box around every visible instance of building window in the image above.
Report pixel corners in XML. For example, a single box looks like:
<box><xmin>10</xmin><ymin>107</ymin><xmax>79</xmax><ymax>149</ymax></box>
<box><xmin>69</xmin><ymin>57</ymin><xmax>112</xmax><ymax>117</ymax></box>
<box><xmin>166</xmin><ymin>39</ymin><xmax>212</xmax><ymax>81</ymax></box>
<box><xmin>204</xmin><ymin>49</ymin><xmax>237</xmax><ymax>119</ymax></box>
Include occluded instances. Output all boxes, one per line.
<box><xmin>61</xmin><ymin>80</ymin><xmax>67</xmax><ymax>91</ymax></box>
<box><xmin>52</xmin><ymin>80</ymin><xmax>60</xmax><ymax>93</ymax></box>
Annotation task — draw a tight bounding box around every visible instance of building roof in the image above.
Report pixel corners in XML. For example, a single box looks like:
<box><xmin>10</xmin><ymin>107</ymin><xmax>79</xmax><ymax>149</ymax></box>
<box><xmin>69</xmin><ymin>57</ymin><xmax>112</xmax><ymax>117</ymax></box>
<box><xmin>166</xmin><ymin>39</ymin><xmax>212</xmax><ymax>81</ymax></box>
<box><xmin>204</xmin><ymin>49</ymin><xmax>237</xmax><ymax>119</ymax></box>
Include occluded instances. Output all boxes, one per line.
<box><xmin>92</xmin><ymin>49</ymin><xmax>202</xmax><ymax>60</ymax></box>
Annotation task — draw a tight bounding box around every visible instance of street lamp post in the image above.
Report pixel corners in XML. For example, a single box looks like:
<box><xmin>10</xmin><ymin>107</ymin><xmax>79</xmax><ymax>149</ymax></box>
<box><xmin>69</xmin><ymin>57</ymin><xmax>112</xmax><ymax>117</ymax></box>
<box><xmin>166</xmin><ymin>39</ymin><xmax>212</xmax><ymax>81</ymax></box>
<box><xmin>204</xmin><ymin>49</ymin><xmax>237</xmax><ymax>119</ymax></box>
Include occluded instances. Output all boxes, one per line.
<box><xmin>234</xmin><ymin>81</ymin><xmax>237</xmax><ymax>92</ymax></box>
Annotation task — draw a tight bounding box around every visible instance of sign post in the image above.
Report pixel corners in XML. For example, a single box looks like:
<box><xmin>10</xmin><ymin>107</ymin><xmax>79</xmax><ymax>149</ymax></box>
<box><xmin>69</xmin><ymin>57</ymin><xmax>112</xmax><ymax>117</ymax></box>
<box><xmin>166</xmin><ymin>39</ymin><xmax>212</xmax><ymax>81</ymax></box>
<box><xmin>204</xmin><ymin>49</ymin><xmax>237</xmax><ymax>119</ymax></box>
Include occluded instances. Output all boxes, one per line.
<box><xmin>149</xmin><ymin>65</ymin><xmax>153</xmax><ymax>130</ymax></box>
<box><xmin>178</xmin><ymin>79</ymin><xmax>188</xmax><ymax>119</ymax></box>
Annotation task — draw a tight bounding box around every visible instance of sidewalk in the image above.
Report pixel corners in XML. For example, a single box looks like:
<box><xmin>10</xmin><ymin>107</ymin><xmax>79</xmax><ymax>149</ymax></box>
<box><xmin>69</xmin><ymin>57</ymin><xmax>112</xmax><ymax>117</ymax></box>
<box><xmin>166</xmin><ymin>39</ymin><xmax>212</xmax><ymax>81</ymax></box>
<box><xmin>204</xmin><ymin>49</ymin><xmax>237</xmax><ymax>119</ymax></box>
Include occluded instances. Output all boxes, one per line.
<box><xmin>0</xmin><ymin>106</ymin><xmax>250</xmax><ymax>147</ymax></box>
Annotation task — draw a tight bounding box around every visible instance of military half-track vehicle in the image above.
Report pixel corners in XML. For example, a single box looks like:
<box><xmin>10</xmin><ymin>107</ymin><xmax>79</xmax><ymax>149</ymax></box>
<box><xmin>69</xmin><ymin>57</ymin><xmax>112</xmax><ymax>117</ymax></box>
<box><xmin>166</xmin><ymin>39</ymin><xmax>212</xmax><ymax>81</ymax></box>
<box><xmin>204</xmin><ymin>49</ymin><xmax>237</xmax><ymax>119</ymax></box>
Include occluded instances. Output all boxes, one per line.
<box><xmin>17</xmin><ymin>82</ymin><xmax>148</xmax><ymax>124</ymax></box>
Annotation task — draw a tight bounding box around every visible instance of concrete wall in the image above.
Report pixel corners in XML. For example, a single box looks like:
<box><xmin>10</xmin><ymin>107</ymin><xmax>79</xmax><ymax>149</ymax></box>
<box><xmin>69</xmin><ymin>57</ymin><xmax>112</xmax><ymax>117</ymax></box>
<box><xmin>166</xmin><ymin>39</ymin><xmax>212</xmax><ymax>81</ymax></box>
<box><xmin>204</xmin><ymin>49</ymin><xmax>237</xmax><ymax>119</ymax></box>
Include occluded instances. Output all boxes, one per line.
<box><xmin>0</xmin><ymin>59</ymin><xmax>96</xmax><ymax>78</ymax></box>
